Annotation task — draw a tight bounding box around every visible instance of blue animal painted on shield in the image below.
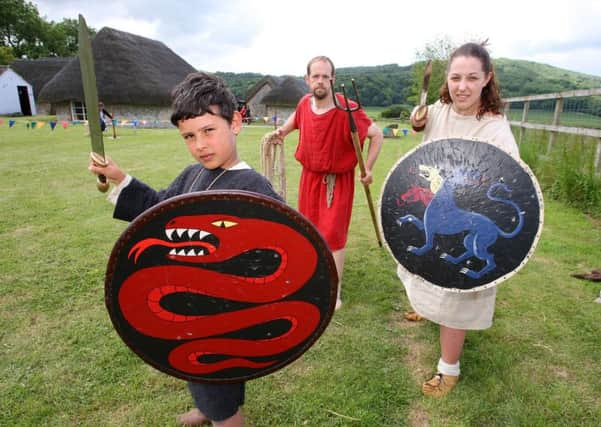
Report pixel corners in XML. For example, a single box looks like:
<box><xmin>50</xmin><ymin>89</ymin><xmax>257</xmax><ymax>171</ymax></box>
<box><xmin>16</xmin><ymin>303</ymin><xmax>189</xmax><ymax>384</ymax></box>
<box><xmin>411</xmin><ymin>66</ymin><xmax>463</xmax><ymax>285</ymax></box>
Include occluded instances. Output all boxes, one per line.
<box><xmin>397</xmin><ymin>165</ymin><xmax>524</xmax><ymax>279</ymax></box>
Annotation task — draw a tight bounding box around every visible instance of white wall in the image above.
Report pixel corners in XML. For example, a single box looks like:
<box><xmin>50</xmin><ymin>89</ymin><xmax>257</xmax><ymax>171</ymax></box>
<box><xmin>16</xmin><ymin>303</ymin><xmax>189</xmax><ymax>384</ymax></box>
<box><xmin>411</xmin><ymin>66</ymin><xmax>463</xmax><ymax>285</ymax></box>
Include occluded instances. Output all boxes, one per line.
<box><xmin>0</xmin><ymin>69</ymin><xmax>36</xmax><ymax>115</ymax></box>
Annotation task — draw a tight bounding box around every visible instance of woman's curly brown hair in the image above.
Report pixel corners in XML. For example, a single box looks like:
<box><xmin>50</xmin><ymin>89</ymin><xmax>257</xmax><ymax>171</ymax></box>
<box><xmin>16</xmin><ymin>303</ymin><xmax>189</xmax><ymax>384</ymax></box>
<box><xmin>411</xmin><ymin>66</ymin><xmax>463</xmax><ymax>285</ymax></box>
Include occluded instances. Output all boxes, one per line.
<box><xmin>439</xmin><ymin>41</ymin><xmax>504</xmax><ymax>119</ymax></box>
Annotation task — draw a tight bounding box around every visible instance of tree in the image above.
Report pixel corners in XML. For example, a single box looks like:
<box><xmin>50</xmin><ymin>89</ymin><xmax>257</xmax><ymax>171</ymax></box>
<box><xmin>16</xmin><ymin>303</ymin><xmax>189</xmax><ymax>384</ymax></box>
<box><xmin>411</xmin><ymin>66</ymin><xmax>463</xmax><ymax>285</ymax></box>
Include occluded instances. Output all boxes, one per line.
<box><xmin>0</xmin><ymin>0</ymin><xmax>45</xmax><ymax>58</ymax></box>
<box><xmin>408</xmin><ymin>36</ymin><xmax>456</xmax><ymax>106</ymax></box>
<box><xmin>43</xmin><ymin>18</ymin><xmax>82</xmax><ymax>57</ymax></box>
<box><xmin>0</xmin><ymin>1</ymin><xmax>94</xmax><ymax>59</ymax></box>
<box><xmin>0</xmin><ymin>45</ymin><xmax>14</xmax><ymax>64</ymax></box>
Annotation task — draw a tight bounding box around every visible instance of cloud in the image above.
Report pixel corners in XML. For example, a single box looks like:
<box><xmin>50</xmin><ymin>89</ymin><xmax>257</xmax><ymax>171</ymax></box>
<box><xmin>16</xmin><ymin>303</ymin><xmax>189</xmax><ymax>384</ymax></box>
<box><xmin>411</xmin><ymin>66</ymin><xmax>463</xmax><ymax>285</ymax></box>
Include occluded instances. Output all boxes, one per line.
<box><xmin>31</xmin><ymin>0</ymin><xmax>601</xmax><ymax>77</ymax></box>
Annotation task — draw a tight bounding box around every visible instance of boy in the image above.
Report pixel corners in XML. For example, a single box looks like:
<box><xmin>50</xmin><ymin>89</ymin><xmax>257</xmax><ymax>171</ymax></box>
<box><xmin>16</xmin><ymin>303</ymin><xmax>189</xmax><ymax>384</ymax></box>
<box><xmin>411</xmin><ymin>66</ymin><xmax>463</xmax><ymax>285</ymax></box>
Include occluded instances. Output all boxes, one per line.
<box><xmin>89</xmin><ymin>72</ymin><xmax>282</xmax><ymax>426</ymax></box>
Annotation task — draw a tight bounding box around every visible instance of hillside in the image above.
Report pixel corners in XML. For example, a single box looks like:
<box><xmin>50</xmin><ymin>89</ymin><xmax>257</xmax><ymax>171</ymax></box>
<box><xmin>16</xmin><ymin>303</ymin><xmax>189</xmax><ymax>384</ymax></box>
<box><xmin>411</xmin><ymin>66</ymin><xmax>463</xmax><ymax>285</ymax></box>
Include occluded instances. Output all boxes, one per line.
<box><xmin>218</xmin><ymin>59</ymin><xmax>601</xmax><ymax>107</ymax></box>
<box><xmin>494</xmin><ymin>58</ymin><xmax>601</xmax><ymax>97</ymax></box>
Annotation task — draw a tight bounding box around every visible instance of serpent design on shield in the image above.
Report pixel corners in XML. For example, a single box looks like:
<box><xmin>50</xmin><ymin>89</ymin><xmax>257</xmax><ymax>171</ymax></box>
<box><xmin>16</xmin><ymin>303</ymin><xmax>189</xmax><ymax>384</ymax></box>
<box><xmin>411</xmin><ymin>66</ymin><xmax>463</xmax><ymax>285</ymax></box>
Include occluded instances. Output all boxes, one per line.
<box><xmin>380</xmin><ymin>138</ymin><xmax>543</xmax><ymax>292</ymax></box>
<box><xmin>105</xmin><ymin>191</ymin><xmax>337</xmax><ymax>383</ymax></box>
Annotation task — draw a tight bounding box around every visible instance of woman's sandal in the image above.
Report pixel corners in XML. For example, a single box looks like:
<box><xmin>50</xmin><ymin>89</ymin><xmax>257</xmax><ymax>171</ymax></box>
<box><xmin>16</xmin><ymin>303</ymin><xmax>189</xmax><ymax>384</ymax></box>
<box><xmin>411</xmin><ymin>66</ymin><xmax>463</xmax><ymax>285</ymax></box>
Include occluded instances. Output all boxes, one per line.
<box><xmin>422</xmin><ymin>373</ymin><xmax>459</xmax><ymax>397</ymax></box>
<box><xmin>403</xmin><ymin>311</ymin><xmax>424</xmax><ymax>321</ymax></box>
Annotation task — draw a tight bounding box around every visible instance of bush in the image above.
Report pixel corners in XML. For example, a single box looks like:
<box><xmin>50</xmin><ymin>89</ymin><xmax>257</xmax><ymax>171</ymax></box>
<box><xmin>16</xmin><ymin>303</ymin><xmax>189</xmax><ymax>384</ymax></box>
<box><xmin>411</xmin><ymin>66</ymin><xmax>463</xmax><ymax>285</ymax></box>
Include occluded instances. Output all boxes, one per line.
<box><xmin>381</xmin><ymin>104</ymin><xmax>411</xmax><ymax>120</ymax></box>
<box><xmin>520</xmin><ymin>130</ymin><xmax>601</xmax><ymax>218</ymax></box>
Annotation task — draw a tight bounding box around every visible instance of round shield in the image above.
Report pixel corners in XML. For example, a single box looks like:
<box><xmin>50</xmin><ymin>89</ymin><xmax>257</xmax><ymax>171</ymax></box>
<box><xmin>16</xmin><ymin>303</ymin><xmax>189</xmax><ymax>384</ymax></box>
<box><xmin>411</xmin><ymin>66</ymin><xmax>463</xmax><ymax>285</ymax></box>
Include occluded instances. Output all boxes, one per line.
<box><xmin>380</xmin><ymin>138</ymin><xmax>543</xmax><ymax>292</ymax></box>
<box><xmin>105</xmin><ymin>191</ymin><xmax>338</xmax><ymax>383</ymax></box>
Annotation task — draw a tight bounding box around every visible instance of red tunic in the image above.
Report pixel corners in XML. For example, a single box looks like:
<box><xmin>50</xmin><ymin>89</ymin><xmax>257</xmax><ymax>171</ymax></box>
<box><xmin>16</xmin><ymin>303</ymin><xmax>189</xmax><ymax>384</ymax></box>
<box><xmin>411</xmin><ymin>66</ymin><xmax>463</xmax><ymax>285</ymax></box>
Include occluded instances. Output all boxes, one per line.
<box><xmin>293</xmin><ymin>94</ymin><xmax>372</xmax><ymax>250</ymax></box>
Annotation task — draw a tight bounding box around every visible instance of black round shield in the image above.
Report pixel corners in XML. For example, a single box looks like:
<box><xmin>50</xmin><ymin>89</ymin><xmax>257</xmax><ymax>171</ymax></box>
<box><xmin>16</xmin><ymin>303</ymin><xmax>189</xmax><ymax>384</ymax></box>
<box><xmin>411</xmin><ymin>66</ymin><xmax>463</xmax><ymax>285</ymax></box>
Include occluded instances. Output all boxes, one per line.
<box><xmin>380</xmin><ymin>138</ymin><xmax>543</xmax><ymax>292</ymax></box>
<box><xmin>105</xmin><ymin>191</ymin><xmax>338</xmax><ymax>383</ymax></box>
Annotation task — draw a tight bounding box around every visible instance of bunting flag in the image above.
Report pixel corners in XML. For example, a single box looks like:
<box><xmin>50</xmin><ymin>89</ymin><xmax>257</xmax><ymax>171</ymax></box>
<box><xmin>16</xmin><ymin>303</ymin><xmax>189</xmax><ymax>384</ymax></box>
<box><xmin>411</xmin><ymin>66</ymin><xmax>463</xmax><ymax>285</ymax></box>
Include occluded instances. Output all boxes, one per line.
<box><xmin>9</xmin><ymin>120</ymin><xmax>15</xmax><ymax>128</ymax></box>
<box><xmin>61</xmin><ymin>121</ymin><xmax>68</xmax><ymax>129</ymax></box>
<box><xmin>0</xmin><ymin>119</ymin><xmax>3</xmax><ymax>126</ymax></box>
<box><xmin>50</xmin><ymin>121</ymin><xmax>57</xmax><ymax>130</ymax></box>
<box><xmin>402</xmin><ymin>128</ymin><xmax>408</xmax><ymax>136</ymax></box>
<box><xmin>36</xmin><ymin>121</ymin><xmax>45</xmax><ymax>129</ymax></box>
<box><xmin>392</xmin><ymin>128</ymin><xmax>399</xmax><ymax>137</ymax></box>
<box><xmin>26</xmin><ymin>123</ymin><xmax>31</xmax><ymax>129</ymax></box>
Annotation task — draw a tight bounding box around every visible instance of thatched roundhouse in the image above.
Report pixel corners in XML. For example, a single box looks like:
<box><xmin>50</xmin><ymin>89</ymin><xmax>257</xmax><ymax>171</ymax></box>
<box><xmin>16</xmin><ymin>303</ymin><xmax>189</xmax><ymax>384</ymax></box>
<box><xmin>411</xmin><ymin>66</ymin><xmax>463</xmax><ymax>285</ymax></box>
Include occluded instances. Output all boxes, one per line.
<box><xmin>10</xmin><ymin>57</ymin><xmax>72</xmax><ymax>113</ymax></box>
<box><xmin>259</xmin><ymin>76</ymin><xmax>309</xmax><ymax>120</ymax></box>
<box><xmin>38</xmin><ymin>27</ymin><xmax>196</xmax><ymax>125</ymax></box>
<box><xmin>244</xmin><ymin>76</ymin><xmax>281</xmax><ymax>118</ymax></box>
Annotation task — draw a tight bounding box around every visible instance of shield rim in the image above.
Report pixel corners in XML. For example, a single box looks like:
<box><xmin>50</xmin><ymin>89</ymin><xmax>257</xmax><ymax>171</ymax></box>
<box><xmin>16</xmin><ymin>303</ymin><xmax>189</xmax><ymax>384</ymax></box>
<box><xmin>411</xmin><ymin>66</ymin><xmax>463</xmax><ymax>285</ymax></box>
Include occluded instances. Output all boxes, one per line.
<box><xmin>378</xmin><ymin>137</ymin><xmax>545</xmax><ymax>293</ymax></box>
<box><xmin>105</xmin><ymin>190</ymin><xmax>338</xmax><ymax>383</ymax></box>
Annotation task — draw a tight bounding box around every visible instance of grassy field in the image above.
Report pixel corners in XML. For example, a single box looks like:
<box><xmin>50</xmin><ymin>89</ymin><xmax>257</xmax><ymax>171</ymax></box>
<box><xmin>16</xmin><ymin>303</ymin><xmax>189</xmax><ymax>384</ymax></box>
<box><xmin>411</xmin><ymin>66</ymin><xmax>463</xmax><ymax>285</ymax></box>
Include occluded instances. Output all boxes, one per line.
<box><xmin>506</xmin><ymin>109</ymin><xmax>601</xmax><ymax>129</ymax></box>
<box><xmin>1</xmin><ymin>117</ymin><xmax>600</xmax><ymax>426</ymax></box>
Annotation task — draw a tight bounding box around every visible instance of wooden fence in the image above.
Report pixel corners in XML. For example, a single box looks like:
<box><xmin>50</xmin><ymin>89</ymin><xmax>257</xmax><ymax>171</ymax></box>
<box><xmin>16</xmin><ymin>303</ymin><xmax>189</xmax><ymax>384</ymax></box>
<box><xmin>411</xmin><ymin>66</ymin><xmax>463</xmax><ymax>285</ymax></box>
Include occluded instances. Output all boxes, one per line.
<box><xmin>503</xmin><ymin>87</ymin><xmax>601</xmax><ymax>174</ymax></box>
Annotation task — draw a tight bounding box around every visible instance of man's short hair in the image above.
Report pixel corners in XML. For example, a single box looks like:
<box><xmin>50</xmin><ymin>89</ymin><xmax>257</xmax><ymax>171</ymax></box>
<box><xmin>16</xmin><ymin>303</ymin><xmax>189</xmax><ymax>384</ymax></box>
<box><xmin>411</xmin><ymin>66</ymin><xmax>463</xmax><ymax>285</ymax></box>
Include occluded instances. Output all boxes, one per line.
<box><xmin>306</xmin><ymin>56</ymin><xmax>335</xmax><ymax>77</ymax></box>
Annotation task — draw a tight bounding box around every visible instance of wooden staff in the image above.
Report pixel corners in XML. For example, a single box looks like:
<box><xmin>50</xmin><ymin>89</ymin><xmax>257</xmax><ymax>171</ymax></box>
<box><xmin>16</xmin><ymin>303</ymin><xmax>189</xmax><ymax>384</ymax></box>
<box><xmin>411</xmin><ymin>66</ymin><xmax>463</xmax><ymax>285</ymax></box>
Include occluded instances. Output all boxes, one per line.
<box><xmin>331</xmin><ymin>79</ymin><xmax>382</xmax><ymax>247</ymax></box>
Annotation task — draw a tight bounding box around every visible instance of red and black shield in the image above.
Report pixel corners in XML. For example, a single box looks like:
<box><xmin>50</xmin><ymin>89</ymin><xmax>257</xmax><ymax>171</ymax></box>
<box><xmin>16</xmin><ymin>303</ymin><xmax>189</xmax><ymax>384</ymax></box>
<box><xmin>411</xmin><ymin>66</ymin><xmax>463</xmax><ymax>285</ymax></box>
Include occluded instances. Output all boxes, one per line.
<box><xmin>105</xmin><ymin>191</ymin><xmax>337</xmax><ymax>383</ymax></box>
<box><xmin>380</xmin><ymin>138</ymin><xmax>543</xmax><ymax>292</ymax></box>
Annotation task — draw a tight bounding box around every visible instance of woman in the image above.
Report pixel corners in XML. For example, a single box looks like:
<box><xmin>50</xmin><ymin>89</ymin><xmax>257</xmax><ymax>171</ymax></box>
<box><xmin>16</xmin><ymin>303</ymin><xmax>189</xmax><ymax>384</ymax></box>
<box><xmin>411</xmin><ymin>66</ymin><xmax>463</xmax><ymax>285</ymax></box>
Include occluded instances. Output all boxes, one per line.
<box><xmin>402</xmin><ymin>42</ymin><xmax>519</xmax><ymax>397</ymax></box>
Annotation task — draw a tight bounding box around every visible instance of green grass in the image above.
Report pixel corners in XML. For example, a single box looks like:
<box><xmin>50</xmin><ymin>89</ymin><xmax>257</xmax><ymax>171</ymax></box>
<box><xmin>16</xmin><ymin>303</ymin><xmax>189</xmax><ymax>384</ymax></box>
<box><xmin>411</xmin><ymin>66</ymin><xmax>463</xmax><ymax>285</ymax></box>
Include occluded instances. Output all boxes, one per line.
<box><xmin>1</xmin><ymin>116</ymin><xmax>600</xmax><ymax>426</ymax></box>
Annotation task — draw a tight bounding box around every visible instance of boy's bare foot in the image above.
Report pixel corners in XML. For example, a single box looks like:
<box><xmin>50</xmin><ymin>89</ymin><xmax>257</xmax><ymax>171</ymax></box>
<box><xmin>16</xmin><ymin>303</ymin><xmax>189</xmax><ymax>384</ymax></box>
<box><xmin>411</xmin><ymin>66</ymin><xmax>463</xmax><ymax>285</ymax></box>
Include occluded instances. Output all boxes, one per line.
<box><xmin>177</xmin><ymin>408</ymin><xmax>210</xmax><ymax>426</ymax></box>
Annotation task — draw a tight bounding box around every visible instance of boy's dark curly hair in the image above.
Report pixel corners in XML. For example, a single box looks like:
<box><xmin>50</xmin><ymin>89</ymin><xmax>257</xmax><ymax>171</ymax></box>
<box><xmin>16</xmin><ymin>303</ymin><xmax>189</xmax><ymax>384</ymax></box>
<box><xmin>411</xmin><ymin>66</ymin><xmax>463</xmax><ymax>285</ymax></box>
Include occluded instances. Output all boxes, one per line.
<box><xmin>170</xmin><ymin>72</ymin><xmax>237</xmax><ymax>126</ymax></box>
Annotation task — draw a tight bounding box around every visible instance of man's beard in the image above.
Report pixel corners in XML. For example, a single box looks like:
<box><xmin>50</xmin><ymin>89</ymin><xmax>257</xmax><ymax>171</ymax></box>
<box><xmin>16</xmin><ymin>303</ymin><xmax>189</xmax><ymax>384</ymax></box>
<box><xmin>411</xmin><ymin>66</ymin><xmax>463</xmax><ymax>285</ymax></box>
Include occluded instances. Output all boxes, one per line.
<box><xmin>313</xmin><ymin>87</ymin><xmax>328</xmax><ymax>100</ymax></box>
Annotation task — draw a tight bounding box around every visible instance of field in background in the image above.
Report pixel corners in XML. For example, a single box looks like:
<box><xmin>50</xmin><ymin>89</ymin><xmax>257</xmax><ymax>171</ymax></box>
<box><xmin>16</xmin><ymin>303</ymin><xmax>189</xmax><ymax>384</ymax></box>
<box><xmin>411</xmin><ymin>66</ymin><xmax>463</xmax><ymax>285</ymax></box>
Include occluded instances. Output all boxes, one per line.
<box><xmin>1</xmin><ymin>117</ymin><xmax>600</xmax><ymax>426</ymax></box>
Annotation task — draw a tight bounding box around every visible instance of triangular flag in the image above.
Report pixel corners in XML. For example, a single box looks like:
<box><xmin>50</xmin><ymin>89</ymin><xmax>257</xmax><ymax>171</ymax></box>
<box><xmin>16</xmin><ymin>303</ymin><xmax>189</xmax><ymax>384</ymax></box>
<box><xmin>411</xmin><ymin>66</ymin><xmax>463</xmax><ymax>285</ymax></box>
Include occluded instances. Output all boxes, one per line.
<box><xmin>50</xmin><ymin>121</ymin><xmax>57</xmax><ymax>130</ymax></box>
<box><xmin>36</xmin><ymin>121</ymin><xmax>45</xmax><ymax>128</ymax></box>
<box><xmin>9</xmin><ymin>120</ymin><xmax>15</xmax><ymax>128</ymax></box>
<box><xmin>61</xmin><ymin>121</ymin><xmax>68</xmax><ymax>129</ymax></box>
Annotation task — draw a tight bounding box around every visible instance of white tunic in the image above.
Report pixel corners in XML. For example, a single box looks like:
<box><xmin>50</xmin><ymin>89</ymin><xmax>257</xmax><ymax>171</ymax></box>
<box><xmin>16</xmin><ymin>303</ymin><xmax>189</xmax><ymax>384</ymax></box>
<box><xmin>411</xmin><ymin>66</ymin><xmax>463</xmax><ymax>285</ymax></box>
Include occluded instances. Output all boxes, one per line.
<box><xmin>399</xmin><ymin>101</ymin><xmax>520</xmax><ymax>330</ymax></box>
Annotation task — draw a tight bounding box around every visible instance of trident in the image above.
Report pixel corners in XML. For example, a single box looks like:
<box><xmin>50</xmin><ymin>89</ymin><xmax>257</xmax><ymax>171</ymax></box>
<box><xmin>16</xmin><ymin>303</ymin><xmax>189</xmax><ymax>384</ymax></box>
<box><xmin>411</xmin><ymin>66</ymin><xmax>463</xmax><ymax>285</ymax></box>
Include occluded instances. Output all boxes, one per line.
<box><xmin>330</xmin><ymin>79</ymin><xmax>382</xmax><ymax>247</ymax></box>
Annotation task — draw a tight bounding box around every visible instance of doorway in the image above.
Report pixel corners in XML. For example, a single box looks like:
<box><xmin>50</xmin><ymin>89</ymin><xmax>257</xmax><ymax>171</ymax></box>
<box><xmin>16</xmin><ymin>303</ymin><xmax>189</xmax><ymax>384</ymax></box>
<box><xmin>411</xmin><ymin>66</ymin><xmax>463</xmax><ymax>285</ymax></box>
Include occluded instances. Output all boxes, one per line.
<box><xmin>17</xmin><ymin>86</ymin><xmax>32</xmax><ymax>116</ymax></box>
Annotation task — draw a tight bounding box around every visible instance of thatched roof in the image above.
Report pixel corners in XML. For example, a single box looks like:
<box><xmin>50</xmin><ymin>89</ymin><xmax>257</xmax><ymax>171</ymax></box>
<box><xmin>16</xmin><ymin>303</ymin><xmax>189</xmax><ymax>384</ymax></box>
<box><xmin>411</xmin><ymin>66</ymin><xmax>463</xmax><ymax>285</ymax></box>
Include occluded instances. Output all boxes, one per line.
<box><xmin>38</xmin><ymin>27</ymin><xmax>196</xmax><ymax>105</ymax></box>
<box><xmin>245</xmin><ymin>76</ymin><xmax>281</xmax><ymax>101</ymax></box>
<box><xmin>11</xmin><ymin>57</ymin><xmax>71</xmax><ymax>98</ymax></box>
<box><xmin>260</xmin><ymin>76</ymin><xmax>309</xmax><ymax>107</ymax></box>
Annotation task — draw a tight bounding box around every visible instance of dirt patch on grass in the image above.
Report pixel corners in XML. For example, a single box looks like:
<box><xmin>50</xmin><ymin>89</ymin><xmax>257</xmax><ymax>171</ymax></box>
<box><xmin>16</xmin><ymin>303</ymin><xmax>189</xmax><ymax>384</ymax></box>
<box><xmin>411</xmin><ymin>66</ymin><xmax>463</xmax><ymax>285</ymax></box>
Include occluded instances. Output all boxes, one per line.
<box><xmin>389</xmin><ymin>311</ymin><xmax>432</xmax><ymax>427</ymax></box>
<box><xmin>408</xmin><ymin>404</ymin><xmax>430</xmax><ymax>427</ymax></box>
<box><xmin>390</xmin><ymin>312</ymin><xmax>431</xmax><ymax>381</ymax></box>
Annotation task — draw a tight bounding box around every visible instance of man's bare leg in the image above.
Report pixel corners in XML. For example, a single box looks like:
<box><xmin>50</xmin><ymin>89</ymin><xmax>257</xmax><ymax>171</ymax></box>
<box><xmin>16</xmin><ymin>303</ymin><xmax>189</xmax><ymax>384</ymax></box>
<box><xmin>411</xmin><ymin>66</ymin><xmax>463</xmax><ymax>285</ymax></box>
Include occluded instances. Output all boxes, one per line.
<box><xmin>332</xmin><ymin>249</ymin><xmax>346</xmax><ymax>310</ymax></box>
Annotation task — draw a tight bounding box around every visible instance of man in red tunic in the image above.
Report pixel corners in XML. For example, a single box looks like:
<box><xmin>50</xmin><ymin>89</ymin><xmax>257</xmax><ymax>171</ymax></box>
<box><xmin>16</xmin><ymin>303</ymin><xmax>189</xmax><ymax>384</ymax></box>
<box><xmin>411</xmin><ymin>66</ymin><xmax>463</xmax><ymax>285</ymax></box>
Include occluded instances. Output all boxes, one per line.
<box><xmin>271</xmin><ymin>56</ymin><xmax>383</xmax><ymax>310</ymax></box>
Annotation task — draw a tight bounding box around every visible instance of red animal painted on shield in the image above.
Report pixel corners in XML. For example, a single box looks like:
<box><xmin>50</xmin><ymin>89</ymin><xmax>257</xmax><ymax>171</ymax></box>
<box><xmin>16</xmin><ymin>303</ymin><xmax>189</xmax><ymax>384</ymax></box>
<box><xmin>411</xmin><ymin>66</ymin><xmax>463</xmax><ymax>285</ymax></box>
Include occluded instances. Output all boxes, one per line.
<box><xmin>396</xmin><ymin>185</ymin><xmax>435</xmax><ymax>207</ymax></box>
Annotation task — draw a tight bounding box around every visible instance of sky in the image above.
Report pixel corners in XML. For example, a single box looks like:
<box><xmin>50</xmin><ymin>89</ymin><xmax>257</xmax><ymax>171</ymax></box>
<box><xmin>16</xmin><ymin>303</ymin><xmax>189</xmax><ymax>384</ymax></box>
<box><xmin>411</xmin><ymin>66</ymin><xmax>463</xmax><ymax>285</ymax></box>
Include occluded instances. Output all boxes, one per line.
<box><xmin>33</xmin><ymin>0</ymin><xmax>601</xmax><ymax>78</ymax></box>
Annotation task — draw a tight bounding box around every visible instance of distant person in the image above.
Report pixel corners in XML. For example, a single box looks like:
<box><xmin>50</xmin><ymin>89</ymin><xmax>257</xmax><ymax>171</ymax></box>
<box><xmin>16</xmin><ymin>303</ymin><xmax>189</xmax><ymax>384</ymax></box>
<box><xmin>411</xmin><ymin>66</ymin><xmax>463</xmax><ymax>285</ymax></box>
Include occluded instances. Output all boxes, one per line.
<box><xmin>403</xmin><ymin>41</ymin><xmax>520</xmax><ymax>397</ymax></box>
<box><xmin>89</xmin><ymin>72</ymin><xmax>282</xmax><ymax>427</ymax></box>
<box><xmin>267</xmin><ymin>55</ymin><xmax>383</xmax><ymax>310</ymax></box>
<box><xmin>98</xmin><ymin>102</ymin><xmax>113</xmax><ymax>132</ymax></box>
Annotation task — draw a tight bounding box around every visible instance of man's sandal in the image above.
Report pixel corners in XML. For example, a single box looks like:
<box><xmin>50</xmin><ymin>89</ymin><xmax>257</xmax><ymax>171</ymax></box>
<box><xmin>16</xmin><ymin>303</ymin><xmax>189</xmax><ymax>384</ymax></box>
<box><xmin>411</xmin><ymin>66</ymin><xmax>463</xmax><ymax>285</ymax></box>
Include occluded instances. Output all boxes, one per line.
<box><xmin>403</xmin><ymin>311</ymin><xmax>424</xmax><ymax>321</ymax></box>
<box><xmin>422</xmin><ymin>373</ymin><xmax>459</xmax><ymax>397</ymax></box>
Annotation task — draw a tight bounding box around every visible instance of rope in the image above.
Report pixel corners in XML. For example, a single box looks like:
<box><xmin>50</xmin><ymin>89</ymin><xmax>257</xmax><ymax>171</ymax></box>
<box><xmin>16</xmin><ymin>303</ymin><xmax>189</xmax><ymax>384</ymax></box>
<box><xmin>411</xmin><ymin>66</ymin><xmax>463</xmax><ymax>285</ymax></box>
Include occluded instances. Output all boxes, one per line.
<box><xmin>260</xmin><ymin>131</ymin><xmax>286</xmax><ymax>201</ymax></box>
